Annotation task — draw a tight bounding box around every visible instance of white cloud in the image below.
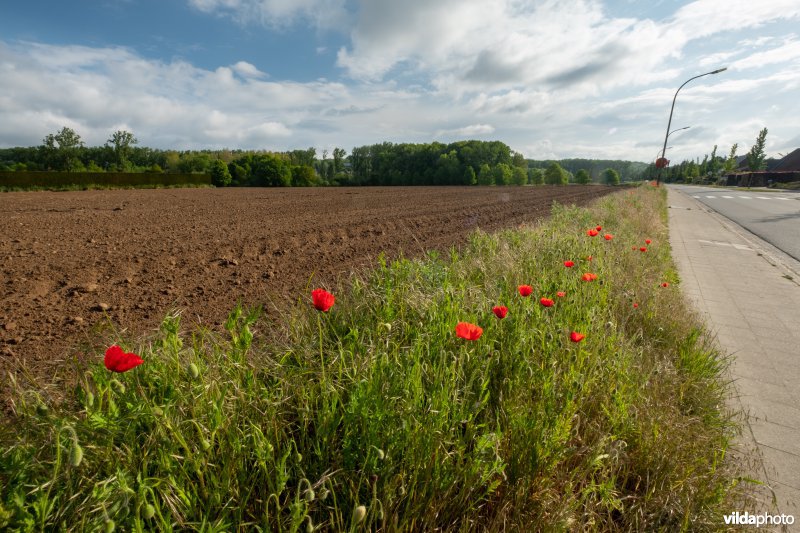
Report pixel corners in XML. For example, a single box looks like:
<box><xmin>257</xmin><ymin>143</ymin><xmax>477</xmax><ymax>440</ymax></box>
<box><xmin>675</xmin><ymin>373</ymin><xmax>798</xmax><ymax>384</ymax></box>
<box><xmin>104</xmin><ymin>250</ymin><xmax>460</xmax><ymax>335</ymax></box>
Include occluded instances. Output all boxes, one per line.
<box><xmin>436</xmin><ymin>124</ymin><xmax>496</xmax><ymax>137</ymax></box>
<box><xmin>231</xmin><ymin>61</ymin><xmax>266</xmax><ymax>78</ymax></box>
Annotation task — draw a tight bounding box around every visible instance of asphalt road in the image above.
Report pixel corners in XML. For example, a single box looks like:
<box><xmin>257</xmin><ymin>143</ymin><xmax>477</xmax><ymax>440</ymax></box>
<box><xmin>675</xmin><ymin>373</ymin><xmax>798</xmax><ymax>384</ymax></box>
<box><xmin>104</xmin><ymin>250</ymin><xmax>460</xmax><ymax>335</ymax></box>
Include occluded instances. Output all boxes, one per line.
<box><xmin>670</xmin><ymin>185</ymin><xmax>800</xmax><ymax>262</ymax></box>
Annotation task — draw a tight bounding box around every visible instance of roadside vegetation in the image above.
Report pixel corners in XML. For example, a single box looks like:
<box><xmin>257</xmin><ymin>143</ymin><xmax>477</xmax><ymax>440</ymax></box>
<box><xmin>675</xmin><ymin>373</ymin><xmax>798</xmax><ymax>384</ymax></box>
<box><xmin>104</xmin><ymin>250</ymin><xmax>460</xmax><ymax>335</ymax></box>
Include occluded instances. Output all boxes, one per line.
<box><xmin>0</xmin><ymin>185</ymin><xmax>747</xmax><ymax>531</ymax></box>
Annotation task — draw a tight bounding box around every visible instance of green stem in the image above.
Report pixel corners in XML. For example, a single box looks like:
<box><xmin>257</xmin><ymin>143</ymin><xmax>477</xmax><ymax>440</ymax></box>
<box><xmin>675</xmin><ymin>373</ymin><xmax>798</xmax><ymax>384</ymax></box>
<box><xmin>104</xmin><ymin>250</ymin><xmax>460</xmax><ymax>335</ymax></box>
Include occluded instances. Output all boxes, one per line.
<box><xmin>317</xmin><ymin>313</ymin><xmax>326</xmax><ymax>383</ymax></box>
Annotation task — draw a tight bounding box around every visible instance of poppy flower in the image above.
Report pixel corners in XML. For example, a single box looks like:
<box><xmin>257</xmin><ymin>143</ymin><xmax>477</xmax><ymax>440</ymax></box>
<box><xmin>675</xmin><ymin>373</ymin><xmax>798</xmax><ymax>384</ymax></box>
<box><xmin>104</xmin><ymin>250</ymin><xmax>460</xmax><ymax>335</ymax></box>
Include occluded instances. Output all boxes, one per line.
<box><xmin>586</xmin><ymin>255</ymin><xmax>593</xmax><ymax>262</ymax></box>
<box><xmin>556</xmin><ymin>291</ymin><xmax>566</xmax><ymax>297</ymax></box>
<box><xmin>587</xmin><ymin>229</ymin><xmax>599</xmax><ymax>237</ymax></box>
<box><xmin>104</xmin><ymin>345</ymin><xmax>144</xmax><ymax>373</ymax></box>
<box><xmin>570</xmin><ymin>331</ymin><xmax>585</xmax><ymax>343</ymax></box>
<box><xmin>661</xmin><ymin>282</ymin><xmax>669</xmax><ymax>288</ymax></box>
<box><xmin>456</xmin><ymin>322</ymin><xmax>483</xmax><ymax>340</ymax></box>
<box><xmin>311</xmin><ymin>288</ymin><xmax>335</xmax><ymax>312</ymax></box>
<box><xmin>492</xmin><ymin>306</ymin><xmax>508</xmax><ymax>319</ymax></box>
<box><xmin>633</xmin><ymin>302</ymin><xmax>639</xmax><ymax>308</ymax></box>
<box><xmin>645</xmin><ymin>239</ymin><xmax>652</xmax><ymax>244</ymax></box>
<box><xmin>639</xmin><ymin>247</ymin><xmax>647</xmax><ymax>252</ymax></box>
<box><xmin>563</xmin><ymin>260</ymin><xmax>574</xmax><ymax>268</ymax></box>
<box><xmin>540</xmin><ymin>297</ymin><xmax>554</xmax><ymax>307</ymax></box>
<box><xmin>581</xmin><ymin>273</ymin><xmax>598</xmax><ymax>282</ymax></box>
<box><xmin>518</xmin><ymin>285</ymin><xmax>533</xmax><ymax>297</ymax></box>
<box><xmin>604</xmin><ymin>234</ymin><xmax>613</xmax><ymax>241</ymax></box>
<box><xmin>596</xmin><ymin>225</ymin><xmax>602</xmax><ymax>231</ymax></box>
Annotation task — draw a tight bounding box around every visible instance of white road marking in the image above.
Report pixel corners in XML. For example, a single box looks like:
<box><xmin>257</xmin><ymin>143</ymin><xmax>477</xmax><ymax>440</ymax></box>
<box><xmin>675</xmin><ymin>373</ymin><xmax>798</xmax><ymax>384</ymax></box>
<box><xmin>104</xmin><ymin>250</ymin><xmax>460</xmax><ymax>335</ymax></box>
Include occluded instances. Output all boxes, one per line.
<box><xmin>775</xmin><ymin>197</ymin><xmax>790</xmax><ymax>200</ymax></box>
<box><xmin>705</xmin><ymin>195</ymin><xmax>717</xmax><ymax>198</ymax></box>
<box><xmin>698</xmin><ymin>239</ymin><xmax>752</xmax><ymax>251</ymax></box>
<box><xmin>692</xmin><ymin>195</ymin><xmax>701</xmax><ymax>198</ymax></box>
<box><xmin>722</xmin><ymin>195</ymin><xmax>734</xmax><ymax>198</ymax></box>
<box><xmin>756</xmin><ymin>196</ymin><xmax>771</xmax><ymax>200</ymax></box>
<box><xmin>738</xmin><ymin>196</ymin><xmax>752</xmax><ymax>199</ymax></box>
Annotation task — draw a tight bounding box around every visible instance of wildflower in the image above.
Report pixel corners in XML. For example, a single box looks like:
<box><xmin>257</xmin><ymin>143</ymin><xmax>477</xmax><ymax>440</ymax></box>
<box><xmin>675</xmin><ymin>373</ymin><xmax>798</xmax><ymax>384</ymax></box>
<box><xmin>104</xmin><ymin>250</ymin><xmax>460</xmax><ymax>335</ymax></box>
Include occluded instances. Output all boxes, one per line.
<box><xmin>540</xmin><ymin>297</ymin><xmax>554</xmax><ymax>307</ymax></box>
<box><xmin>586</xmin><ymin>255</ymin><xmax>593</xmax><ymax>261</ymax></box>
<box><xmin>353</xmin><ymin>505</ymin><xmax>367</xmax><ymax>524</ymax></box>
<box><xmin>563</xmin><ymin>260</ymin><xmax>575</xmax><ymax>268</ymax></box>
<box><xmin>556</xmin><ymin>291</ymin><xmax>566</xmax><ymax>297</ymax></box>
<box><xmin>587</xmin><ymin>229</ymin><xmax>599</xmax><ymax>237</ymax></box>
<box><xmin>633</xmin><ymin>302</ymin><xmax>639</xmax><ymax>308</ymax></box>
<box><xmin>596</xmin><ymin>225</ymin><xmax>602</xmax><ymax>231</ymax></box>
<box><xmin>104</xmin><ymin>345</ymin><xmax>143</xmax><ymax>373</ymax></box>
<box><xmin>570</xmin><ymin>331</ymin><xmax>585</xmax><ymax>343</ymax></box>
<box><xmin>640</xmin><ymin>247</ymin><xmax>647</xmax><ymax>252</ymax></box>
<box><xmin>645</xmin><ymin>239</ymin><xmax>652</xmax><ymax>244</ymax></box>
<box><xmin>518</xmin><ymin>285</ymin><xmax>533</xmax><ymax>297</ymax></box>
<box><xmin>581</xmin><ymin>273</ymin><xmax>598</xmax><ymax>282</ymax></box>
<box><xmin>456</xmin><ymin>322</ymin><xmax>483</xmax><ymax>340</ymax></box>
<box><xmin>492</xmin><ymin>306</ymin><xmax>508</xmax><ymax>319</ymax></box>
<box><xmin>604</xmin><ymin>234</ymin><xmax>613</xmax><ymax>241</ymax></box>
<box><xmin>311</xmin><ymin>288</ymin><xmax>335</xmax><ymax>312</ymax></box>
<box><xmin>661</xmin><ymin>282</ymin><xmax>669</xmax><ymax>287</ymax></box>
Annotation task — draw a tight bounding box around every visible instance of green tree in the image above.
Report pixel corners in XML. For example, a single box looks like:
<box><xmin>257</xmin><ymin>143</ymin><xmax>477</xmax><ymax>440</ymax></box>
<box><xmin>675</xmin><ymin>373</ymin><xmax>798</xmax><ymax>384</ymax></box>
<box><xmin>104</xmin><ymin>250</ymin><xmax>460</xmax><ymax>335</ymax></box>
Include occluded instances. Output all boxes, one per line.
<box><xmin>494</xmin><ymin>163</ymin><xmax>512</xmax><ymax>185</ymax></box>
<box><xmin>291</xmin><ymin>165</ymin><xmax>318</xmax><ymax>187</ymax></box>
<box><xmin>723</xmin><ymin>143</ymin><xmax>738</xmax><ymax>173</ymax></box>
<box><xmin>544</xmin><ymin>162</ymin><xmax>568</xmax><ymax>185</ymax></box>
<box><xmin>511</xmin><ymin>166</ymin><xmax>527</xmax><ymax>186</ymax></box>
<box><xmin>746</xmin><ymin>127</ymin><xmax>768</xmax><ymax>171</ymax></box>
<box><xmin>41</xmin><ymin>127</ymin><xmax>84</xmax><ymax>171</ymax></box>
<box><xmin>463</xmin><ymin>166</ymin><xmax>477</xmax><ymax>185</ymax></box>
<box><xmin>332</xmin><ymin>147</ymin><xmax>346</xmax><ymax>174</ymax></box>
<box><xmin>602</xmin><ymin>168</ymin><xmax>620</xmax><ymax>185</ymax></box>
<box><xmin>106</xmin><ymin>130</ymin><xmax>138</xmax><ymax>171</ymax></box>
<box><xmin>209</xmin><ymin>159</ymin><xmax>232</xmax><ymax>187</ymax></box>
<box><xmin>477</xmin><ymin>163</ymin><xmax>494</xmax><ymax>185</ymax></box>
<box><xmin>528</xmin><ymin>168</ymin><xmax>544</xmax><ymax>185</ymax></box>
<box><xmin>574</xmin><ymin>169</ymin><xmax>591</xmax><ymax>184</ymax></box>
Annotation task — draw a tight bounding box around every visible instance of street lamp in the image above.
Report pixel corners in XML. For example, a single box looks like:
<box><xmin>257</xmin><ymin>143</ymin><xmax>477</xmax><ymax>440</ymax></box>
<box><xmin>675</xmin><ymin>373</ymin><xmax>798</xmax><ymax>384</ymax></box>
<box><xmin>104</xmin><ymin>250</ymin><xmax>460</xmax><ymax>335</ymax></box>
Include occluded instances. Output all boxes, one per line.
<box><xmin>668</xmin><ymin>125</ymin><xmax>691</xmax><ymax>138</ymax></box>
<box><xmin>657</xmin><ymin>68</ymin><xmax>727</xmax><ymax>184</ymax></box>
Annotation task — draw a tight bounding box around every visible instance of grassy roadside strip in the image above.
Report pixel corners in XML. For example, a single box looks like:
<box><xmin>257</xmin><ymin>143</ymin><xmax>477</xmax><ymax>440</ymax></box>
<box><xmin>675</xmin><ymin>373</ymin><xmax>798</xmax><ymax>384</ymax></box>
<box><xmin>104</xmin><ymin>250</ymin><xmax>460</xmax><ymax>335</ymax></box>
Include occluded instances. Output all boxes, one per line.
<box><xmin>0</xmin><ymin>185</ymin><xmax>746</xmax><ymax>531</ymax></box>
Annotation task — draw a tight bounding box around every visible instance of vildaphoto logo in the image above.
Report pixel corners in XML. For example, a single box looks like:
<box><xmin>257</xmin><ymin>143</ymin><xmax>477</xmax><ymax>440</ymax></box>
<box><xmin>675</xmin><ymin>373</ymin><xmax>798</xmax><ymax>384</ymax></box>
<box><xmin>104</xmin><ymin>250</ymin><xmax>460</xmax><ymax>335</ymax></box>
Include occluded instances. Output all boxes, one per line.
<box><xmin>723</xmin><ymin>511</ymin><xmax>795</xmax><ymax>527</ymax></box>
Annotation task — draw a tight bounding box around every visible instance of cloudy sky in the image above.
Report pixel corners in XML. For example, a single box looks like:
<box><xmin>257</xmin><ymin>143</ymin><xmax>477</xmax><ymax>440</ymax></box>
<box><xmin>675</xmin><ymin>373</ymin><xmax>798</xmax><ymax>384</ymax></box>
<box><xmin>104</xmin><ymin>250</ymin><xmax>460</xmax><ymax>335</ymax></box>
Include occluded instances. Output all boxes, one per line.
<box><xmin>1</xmin><ymin>0</ymin><xmax>799</xmax><ymax>163</ymax></box>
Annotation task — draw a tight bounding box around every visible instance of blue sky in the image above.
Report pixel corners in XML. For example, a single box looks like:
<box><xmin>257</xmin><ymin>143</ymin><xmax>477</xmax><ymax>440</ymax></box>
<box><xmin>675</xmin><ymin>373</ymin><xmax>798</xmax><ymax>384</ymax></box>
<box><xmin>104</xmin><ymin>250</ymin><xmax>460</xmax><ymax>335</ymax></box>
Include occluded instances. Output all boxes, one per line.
<box><xmin>1</xmin><ymin>0</ymin><xmax>799</xmax><ymax>163</ymax></box>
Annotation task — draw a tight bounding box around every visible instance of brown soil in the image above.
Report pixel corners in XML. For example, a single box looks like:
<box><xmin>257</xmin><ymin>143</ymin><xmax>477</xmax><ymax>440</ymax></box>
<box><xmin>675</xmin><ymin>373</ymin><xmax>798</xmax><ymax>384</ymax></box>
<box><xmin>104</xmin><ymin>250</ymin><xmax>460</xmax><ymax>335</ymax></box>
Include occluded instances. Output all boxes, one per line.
<box><xmin>0</xmin><ymin>185</ymin><xmax>615</xmax><ymax>387</ymax></box>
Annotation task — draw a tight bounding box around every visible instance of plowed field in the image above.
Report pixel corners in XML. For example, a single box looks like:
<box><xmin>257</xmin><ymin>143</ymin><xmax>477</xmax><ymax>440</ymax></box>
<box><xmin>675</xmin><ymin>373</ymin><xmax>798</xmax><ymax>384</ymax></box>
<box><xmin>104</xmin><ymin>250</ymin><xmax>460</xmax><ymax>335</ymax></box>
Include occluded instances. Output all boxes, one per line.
<box><xmin>1</xmin><ymin>185</ymin><xmax>615</xmax><ymax>384</ymax></box>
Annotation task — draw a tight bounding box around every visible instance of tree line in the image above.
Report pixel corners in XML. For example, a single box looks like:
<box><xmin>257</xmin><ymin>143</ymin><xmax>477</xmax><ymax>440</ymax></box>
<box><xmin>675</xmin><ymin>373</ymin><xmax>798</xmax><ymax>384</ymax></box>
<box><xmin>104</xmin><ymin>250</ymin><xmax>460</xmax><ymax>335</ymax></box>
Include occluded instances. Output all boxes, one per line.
<box><xmin>1</xmin><ymin>127</ymin><xmax>646</xmax><ymax>187</ymax></box>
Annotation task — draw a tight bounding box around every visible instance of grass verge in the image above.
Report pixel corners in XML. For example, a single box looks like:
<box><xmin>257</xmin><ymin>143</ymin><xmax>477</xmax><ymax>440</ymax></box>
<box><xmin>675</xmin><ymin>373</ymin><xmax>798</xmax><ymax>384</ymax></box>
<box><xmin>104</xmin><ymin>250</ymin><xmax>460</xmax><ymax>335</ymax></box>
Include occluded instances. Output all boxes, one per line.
<box><xmin>0</xmin><ymin>186</ymin><xmax>745</xmax><ymax>531</ymax></box>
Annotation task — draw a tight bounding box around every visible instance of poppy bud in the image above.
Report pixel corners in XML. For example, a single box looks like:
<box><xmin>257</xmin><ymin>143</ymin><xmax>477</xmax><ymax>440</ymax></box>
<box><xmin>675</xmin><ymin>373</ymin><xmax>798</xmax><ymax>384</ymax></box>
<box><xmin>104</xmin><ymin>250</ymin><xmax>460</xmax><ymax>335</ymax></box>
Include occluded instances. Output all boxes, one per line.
<box><xmin>143</xmin><ymin>504</ymin><xmax>156</xmax><ymax>520</ymax></box>
<box><xmin>200</xmin><ymin>438</ymin><xmax>211</xmax><ymax>451</ymax></box>
<box><xmin>36</xmin><ymin>403</ymin><xmax>49</xmax><ymax>417</ymax></box>
<box><xmin>188</xmin><ymin>363</ymin><xmax>200</xmax><ymax>380</ymax></box>
<box><xmin>265</xmin><ymin>442</ymin><xmax>274</xmax><ymax>454</ymax></box>
<box><xmin>85</xmin><ymin>391</ymin><xmax>95</xmax><ymax>408</ymax></box>
<box><xmin>110</xmin><ymin>379</ymin><xmax>125</xmax><ymax>394</ymax></box>
<box><xmin>306</xmin><ymin>517</ymin><xmax>314</xmax><ymax>533</ymax></box>
<box><xmin>376</xmin><ymin>448</ymin><xmax>385</xmax><ymax>461</ymax></box>
<box><xmin>70</xmin><ymin>443</ymin><xmax>84</xmax><ymax>467</ymax></box>
<box><xmin>353</xmin><ymin>505</ymin><xmax>367</xmax><ymax>524</ymax></box>
<box><xmin>305</xmin><ymin>489</ymin><xmax>315</xmax><ymax>502</ymax></box>
<box><xmin>296</xmin><ymin>452</ymin><xmax>303</xmax><ymax>463</ymax></box>
<box><xmin>152</xmin><ymin>406</ymin><xmax>164</xmax><ymax>417</ymax></box>
<box><xmin>104</xmin><ymin>519</ymin><xmax>115</xmax><ymax>533</ymax></box>
<box><xmin>319</xmin><ymin>488</ymin><xmax>329</xmax><ymax>501</ymax></box>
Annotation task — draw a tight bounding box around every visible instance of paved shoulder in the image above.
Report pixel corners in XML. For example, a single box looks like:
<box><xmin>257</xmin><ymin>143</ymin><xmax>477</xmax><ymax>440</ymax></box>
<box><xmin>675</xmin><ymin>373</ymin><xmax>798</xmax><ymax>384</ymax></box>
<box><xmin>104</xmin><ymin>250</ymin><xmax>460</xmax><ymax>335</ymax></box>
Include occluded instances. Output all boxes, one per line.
<box><xmin>667</xmin><ymin>186</ymin><xmax>800</xmax><ymax>519</ymax></box>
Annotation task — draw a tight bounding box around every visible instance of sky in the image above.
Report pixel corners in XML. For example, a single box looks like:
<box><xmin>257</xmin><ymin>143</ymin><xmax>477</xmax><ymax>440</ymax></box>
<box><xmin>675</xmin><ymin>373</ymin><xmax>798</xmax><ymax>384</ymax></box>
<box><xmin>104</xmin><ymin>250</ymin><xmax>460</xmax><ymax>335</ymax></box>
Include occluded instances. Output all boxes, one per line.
<box><xmin>1</xmin><ymin>0</ymin><xmax>799</xmax><ymax>163</ymax></box>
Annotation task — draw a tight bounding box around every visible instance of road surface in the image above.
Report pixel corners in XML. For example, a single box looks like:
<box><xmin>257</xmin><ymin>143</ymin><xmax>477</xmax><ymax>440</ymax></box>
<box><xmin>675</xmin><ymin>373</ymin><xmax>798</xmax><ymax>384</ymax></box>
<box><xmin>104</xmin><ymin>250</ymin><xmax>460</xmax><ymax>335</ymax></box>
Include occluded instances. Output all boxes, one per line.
<box><xmin>670</xmin><ymin>185</ymin><xmax>800</xmax><ymax>263</ymax></box>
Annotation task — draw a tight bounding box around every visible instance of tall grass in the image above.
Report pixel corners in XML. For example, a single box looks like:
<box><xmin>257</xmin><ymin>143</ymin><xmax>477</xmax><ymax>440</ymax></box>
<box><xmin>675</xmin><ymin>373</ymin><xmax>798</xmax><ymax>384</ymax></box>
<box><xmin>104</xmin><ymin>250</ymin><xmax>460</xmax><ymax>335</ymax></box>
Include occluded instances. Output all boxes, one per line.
<box><xmin>0</xmin><ymin>186</ymin><xmax>745</xmax><ymax>531</ymax></box>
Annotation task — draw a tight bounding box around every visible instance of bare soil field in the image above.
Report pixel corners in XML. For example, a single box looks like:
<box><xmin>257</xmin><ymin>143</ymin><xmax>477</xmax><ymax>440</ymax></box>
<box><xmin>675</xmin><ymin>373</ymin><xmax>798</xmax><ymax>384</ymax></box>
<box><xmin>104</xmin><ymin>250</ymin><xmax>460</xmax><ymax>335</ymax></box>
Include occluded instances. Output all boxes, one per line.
<box><xmin>1</xmin><ymin>185</ymin><xmax>615</xmax><ymax>386</ymax></box>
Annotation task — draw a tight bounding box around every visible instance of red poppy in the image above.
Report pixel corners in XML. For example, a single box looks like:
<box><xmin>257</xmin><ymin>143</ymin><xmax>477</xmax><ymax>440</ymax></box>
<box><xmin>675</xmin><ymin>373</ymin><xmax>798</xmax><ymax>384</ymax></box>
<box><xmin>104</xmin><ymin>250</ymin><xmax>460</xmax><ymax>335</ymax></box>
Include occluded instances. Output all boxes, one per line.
<box><xmin>563</xmin><ymin>260</ymin><xmax>574</xmax><ymax>268</ymax></box>
<box><xmin>604</xmin><ymin>234</ymin><xmax>613</xmax><ymax>241</ymax></box>
<box><xmin>633</xmin><ymin>302</ymin><xmax>639</xmax><ymax>308</ymax></box>
<box><xmin>570</xmin><ymin>331</ymin><xmax>585</xmax><ymax>343</ymax></box>
<box><xmin>556</xmin><ymin>291</ymin><xmax>566</xmax><ymax>297</ymax></box>
<box><xmin>104</xmin><ymin>345</ymin><xmax>144</xmax><ymax>373</ymax></box>
<box><xmin>518</xmin><ymin>285</ymin><xmax>533</xmax><ymax>297</ymax></box>
<box><xmin>492</xmin><ymin>306</ymin><xmax>508</xmax><ymax>319</ymax></box>
<box><xmin>645</xmin><ymin>239</ymin><xmax>652</xmax><ymax>244</ymax></box>
<box><xmin>639</xmin><ymin>247</ymin><xmax>647</xmax><ymax>252</ymax></box>
<box><xmin>540</xmin><ymin>297</ymin><xmax>554</xmax><ymax>307</ymax></box>
<box><xmin>587</xmin><ymin>229</ymin><xmax>599</xmax><ymax>237</ymax></box>
<box><xmin>586</xmin><ymin>255</ymin><xmax>593</xmax><ymax>262</ymax></box>
<box><xmin>596</xmin><ymin>225</ymin><xmax>602</xmax><ymax>231</ymax></box>
<box><xmin>661</xmin><ymin>282</ymin><xmax>669</xmax><ymax>287</ymax></box>
<box><xmin>311</xmin><ymin>288</ymin><xmax>335</xmax><ymax>312</ymax></box>
<box><xmin>455</xmin><ymin>322</ymin><xmax>483</xmax><ymax>340</ymax></box>
<box><xmin>581</xmin><ymin>273</ymin><xmax>598</xmax><ymax>281</ymax></box>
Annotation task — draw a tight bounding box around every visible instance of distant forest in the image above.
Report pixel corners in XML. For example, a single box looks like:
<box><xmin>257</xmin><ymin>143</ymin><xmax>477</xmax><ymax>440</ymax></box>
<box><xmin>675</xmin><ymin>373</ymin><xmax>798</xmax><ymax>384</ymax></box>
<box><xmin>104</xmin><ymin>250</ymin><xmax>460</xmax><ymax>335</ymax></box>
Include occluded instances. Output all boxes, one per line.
<box><xmin>0</xmin><ymin>127</ymin><xmax>649</xmax><ymax>187</ymax></box>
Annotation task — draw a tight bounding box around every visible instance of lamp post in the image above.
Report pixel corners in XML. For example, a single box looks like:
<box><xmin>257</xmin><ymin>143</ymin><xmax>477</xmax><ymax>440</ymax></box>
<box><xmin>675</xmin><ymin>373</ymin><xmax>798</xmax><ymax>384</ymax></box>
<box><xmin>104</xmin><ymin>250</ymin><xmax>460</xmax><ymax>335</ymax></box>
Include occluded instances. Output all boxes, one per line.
<box><xmin>657</xmin><ymin>68</ymin><xmax>727</xmax><ymax>184</ymax></box>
